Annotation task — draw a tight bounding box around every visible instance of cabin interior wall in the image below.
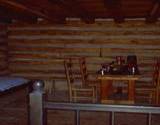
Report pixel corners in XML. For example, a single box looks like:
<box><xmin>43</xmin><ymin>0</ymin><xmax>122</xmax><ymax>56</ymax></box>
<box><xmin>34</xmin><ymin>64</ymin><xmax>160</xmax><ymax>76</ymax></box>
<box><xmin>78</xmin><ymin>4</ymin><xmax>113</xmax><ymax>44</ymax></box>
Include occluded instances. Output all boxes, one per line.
<box><xmin>6</xmin><ymin>20</ymin><xmax>160</xmax><ymax>91</ymax></box>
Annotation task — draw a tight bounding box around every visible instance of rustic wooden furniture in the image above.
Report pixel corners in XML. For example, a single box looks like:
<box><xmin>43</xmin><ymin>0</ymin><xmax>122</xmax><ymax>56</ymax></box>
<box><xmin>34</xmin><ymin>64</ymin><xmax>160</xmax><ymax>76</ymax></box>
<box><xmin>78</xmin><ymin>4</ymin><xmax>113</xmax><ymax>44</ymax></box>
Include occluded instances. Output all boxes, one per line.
<box><xmin>97</xmin><ymin>75</ymin><xmax>139</xmax><ymax>104</ymax></box>
<box><xmin>64</xmin><ymin>60</ymin><xmax>97</xmax><ymax>103</ymax></box>
<box><xmin>136</xmin><ymin>59</ymin><xmax>160</xmax><ymax>104</ymax></box>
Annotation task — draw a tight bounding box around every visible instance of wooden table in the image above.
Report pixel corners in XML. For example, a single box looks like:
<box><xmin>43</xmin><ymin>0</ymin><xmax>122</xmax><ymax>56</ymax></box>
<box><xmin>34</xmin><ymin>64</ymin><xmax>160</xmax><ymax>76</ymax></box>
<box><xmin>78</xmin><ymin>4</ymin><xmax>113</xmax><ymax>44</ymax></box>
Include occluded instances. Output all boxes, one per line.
<box><xmin>97</xmin><ymin>75</ymin><xmax>139</xmax><ymax>104</ymax></box>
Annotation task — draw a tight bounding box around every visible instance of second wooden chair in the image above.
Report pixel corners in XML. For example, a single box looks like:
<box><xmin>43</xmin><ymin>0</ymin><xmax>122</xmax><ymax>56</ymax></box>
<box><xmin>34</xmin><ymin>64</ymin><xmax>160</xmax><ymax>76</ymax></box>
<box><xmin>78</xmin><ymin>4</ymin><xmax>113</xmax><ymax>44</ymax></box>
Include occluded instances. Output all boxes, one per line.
<box><xmin>64</xmin><ymin>59</ymin><xmax>97</xmax><ymax>103</ymax></box>
<box><xmin>136</xmin><ymin>58</ymin><xmax>160</xmax><ymax>104</ymax></box>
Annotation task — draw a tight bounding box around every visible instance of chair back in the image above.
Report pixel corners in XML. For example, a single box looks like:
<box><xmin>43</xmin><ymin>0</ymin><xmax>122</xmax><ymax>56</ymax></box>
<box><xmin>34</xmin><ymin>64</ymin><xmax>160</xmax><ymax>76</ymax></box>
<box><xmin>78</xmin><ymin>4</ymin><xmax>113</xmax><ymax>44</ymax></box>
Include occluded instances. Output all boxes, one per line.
<box><xmin>153</xmin><ymin>58</ymin><xmax>160</xmax><ymax>86</ymax></box>
<box><xmin>79</xmin><ymin>57</ymin><xmax>88</xmax><ymax>86</ymax></box>
<box><xmin>64</xmin><ymin>60</ymin><xmax>74</xmax><ymax>92</ymax></box>
<box><xmin>64</xmin><ymin>56</ymin><xmax>88</xmax><ymax>86</ymax></box>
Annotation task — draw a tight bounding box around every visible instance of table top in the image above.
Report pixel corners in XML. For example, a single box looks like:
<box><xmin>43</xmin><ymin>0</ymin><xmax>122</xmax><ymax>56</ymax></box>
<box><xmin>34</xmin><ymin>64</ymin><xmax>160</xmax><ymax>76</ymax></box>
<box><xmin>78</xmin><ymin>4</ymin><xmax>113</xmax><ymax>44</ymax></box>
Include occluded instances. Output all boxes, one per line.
<box><xmin>97</xmin><ymin>74</ymin><xmax>140</xmax><ymax>80</ymax></box>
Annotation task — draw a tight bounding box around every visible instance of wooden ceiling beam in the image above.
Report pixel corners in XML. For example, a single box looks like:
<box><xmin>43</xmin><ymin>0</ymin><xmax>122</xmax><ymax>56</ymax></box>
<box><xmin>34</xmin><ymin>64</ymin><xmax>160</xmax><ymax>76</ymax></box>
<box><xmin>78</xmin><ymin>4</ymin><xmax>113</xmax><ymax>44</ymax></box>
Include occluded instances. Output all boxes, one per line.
<box><xmin>104</xmin><ymin>0</ymin><xmax>124</xmax><ymax>23</ymax></box>
<box><xmin>0</xmin><ymin>7</ymin><xmax>37</xmax><ymax>23</ymax></box>
<box><xmin>30</xmin><ymin>0</ymin><xmax>67</xmax><ymax>24</ymax></box>
<box><xmin>15</xmin><ymin>0</ymin><xmax>67</xmax><ymax>23</ymax></box>
<box><xmin>49</xmin><ymin>0</ymin><xmax>95</xmax><ymax>23</ymax></box>
<box><xmin>146</xmin><ymin>0</ymin><xmax>160</xmax><ymax>23</ymax></box>
<box><xmin>0</xmin><ymin>0</ymin><xmax>60</xmax><ymax>22</ymax></box>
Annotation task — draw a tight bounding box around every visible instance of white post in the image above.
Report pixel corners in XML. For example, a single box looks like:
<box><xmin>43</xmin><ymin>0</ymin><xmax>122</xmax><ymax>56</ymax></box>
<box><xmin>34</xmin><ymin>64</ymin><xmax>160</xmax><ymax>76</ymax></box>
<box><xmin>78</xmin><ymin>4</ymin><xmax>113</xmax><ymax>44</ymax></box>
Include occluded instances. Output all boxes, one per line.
<box><xmin>29</xmin><ymin>80</ymin><xmax>44</xmax><ymax>125</ymax></box>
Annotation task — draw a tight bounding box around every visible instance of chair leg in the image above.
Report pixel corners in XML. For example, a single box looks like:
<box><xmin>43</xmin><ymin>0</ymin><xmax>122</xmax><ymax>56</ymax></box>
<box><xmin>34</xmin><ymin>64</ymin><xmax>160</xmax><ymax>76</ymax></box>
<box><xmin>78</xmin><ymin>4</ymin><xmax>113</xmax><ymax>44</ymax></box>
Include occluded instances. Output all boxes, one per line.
<box><xmin>149</xmin><ymin>93</ymin><xmax>153</xmax><ymax>104</ymax></box>
<box><xmin>73</xmin><ymin>91</ymin><xmax>77</xmax><ymax>102</ymax></box>
<box><xmin>51</xmin><ymin>80</ymin><xmax>56</xmax><ymax>96</ymax></box>
<box><xmin>92</xmin><ymin>90</ymin><xmax>95</xmax><ymax>103</ymax></box>
<box><xmin>69</xmin><ymin>90</ymin><xmax>72</xmax><ymax>102</ymax></box>
<box><xmin>156</xmin><ymin>89</ymin><xmax>159</xmax><ymax>104</ymax></box>
<box><xmin>92</xmin><ymin>87</ymin><xmax>97</xmax><ymax>103</ymax></box>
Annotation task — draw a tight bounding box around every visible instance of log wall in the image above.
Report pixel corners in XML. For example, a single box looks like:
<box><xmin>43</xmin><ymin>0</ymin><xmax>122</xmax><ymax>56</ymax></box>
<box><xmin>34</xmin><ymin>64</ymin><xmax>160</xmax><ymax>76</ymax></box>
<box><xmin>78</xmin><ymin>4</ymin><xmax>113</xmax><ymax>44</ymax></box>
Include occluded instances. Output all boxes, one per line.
<box><xmin>0</xmin><ymin>24</ymin><xmax>8</xmax><ymax>76</ymax></box>
<box><xmin>8</xmin><ymin>20</ymin><xmax>160</xmax><ymax>89</ymax></box>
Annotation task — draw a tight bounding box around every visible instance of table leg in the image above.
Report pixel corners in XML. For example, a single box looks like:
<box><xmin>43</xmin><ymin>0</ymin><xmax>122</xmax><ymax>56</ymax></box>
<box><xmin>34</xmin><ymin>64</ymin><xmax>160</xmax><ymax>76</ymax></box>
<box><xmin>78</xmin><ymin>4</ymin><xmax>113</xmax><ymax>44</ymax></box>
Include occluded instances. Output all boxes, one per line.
<box><xmin>100</xmin><ymin>80</ymin><xmax>113</xmax><ymax>101</ymax></box>
<box><xmin>128</xmin><ymin>80</ymin><xmax>135</xmax><ymax>103</ymax></box>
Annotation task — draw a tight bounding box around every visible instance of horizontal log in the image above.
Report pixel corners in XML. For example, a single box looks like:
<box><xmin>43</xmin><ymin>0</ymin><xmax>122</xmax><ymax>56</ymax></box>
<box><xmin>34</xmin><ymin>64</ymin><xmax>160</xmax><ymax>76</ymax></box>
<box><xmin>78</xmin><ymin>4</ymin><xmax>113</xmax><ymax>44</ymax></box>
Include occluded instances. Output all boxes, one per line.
<box><xmin>102</xmin><ymin>49</ymin><xmax>160</xmax><ymax>57</ymax></box>
<box><xmin>10</xmin><ymin>59</ymin><xmax>64</xmax><ymax>64</ymax></box>
<box><xmin>9</xmin><ymin>48</ymin><xmax>159</xmax><ymax>56</ymax></box>
<box><xmin>9</xmin><ymin>64</ymin><xmax>65</xmax><ymax>70</ymax></box>
<box><xmin>9</xmin><ymin>39</ymin><xmax>160</xmax><ymax>46</ymax></box>
<box><xmin>8</xmin><ymin>34</ymin><xmax>160</xmax><ymax>41</ymax></box>
<box><xmin>9</xmin><ymin>46</ymin><xmax>100</xmax><ymax>52</ymax></box>
<box><xmin>8</xmin><ymin>55</ymin><xmax>156</xmax><ymax>66</ymax></box>
<box><xmin>9</xmin><ymin>62</ymin><xmax>153</xmax><ymax>74</ymax></box>
<box><xmin>9</xmin><ymin>28</ymin><xmax>160</xmax><ymax>36</ymax></box>
<box><xmin>10</xmin><ymin>73</ymin><xmax>66</xmax><ymax>80</ymax></box>
<box><xmin>8</xmin><ymin>20</ymin><xmax>160</xmax><ymax>29</ymax></box>
<box><xmin>9</xmin><ymin>53</ymin><xmax>62</xmax><ymax>59</ymax></box>
<box><xmin>9</xmin><ymin>69</ymin><xmax>65</xmax><ymax>75</ymax></box>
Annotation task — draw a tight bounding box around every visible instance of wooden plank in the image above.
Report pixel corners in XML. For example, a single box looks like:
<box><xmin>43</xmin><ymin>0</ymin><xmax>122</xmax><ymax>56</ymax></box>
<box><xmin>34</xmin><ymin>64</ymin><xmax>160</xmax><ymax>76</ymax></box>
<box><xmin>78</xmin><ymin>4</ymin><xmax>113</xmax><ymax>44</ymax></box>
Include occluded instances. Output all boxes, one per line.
<box><xmin>9</xmin><ymin>64</ymin><xmax>65</xmax><ymax>71</ymax></box>
<box><xmin>9</xmin><ymin>28</ymin><xmax>160</xmax><ymax>36</ymax></box>
<box><xmin>8</xmin><ymin>35</ymin><xmax>160</xmax><ymax>41</ymax></box>
<box><xmin>9</xmin><ymin>39</ymin><xmax>160</xmax><ymax>46</ymax></box>
<box><xmin>10</xmin><ymin>73</ymin><xmax>66</xmax><ymax>80</ymax></box>
<box><xmin>9</xmin><ymin>53</ymin><xmax>62</xmax><ymax>60</ymax></box>
<box><xmin>8</xmin><ymin>20</ymin><xmax>160</xmax><ymax>28</ymax></box>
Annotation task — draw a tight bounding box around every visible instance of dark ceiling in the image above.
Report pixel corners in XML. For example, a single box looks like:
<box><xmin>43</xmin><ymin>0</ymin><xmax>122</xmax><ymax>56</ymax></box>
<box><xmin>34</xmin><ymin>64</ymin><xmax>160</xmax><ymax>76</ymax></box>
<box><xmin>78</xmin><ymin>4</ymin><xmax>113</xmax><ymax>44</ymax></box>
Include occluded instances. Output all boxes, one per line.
<box><xmin>0</xmin><ymin>0</ymin><xmax>159</xmax><ymax>23</ymax></box>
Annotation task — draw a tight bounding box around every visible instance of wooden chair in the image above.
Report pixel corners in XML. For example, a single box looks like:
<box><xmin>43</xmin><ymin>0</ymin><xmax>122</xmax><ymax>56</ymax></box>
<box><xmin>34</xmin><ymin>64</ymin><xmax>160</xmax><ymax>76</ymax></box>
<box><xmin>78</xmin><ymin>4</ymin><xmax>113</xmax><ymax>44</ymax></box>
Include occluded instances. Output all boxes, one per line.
<box><xmin>79</xmin><ymin>57</ymin><xmax>100</xmax><ymax>98</ymax></box>
<box><xmin>136</xmin><ymin>58</ymin><xmax>160</xmax><ymax>104</ymax></box>
<box><xmin>64</xmin><ymin>60</ymin><xmax>97</xmax><ymax>103</ymax></box>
